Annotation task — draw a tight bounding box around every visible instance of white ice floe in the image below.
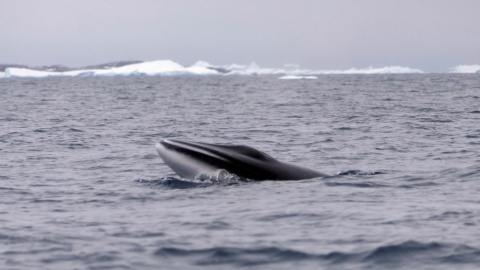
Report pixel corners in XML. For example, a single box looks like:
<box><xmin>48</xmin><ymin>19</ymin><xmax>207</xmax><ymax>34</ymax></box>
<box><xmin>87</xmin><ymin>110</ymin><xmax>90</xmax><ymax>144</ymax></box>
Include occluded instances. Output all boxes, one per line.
<box><xmin>448</xmin><ymin>65</ymin><xmax>480</xmax><ymax>73</ymax></box>
<box><xmin>218</xmin><ymin>64</ymin><xmax>423</xmax><ymax>75</ymax></box>
<box><xmin>4</xmin><ymin>68</ymin><xmax>58</xmax><ymax>78</ymax></box>
<box><xmin>223</xmin><ymin>62</ymin><xmax>285</xmax><ymax>75</ymax></box>
<box><xmin>193</xmin><ymin>62</ymin><xmax>424</xmax><ymax>75</ymax></box>
<box><xmin>313</xmin><ymin>66</ymin><xmax>424</xmax><ymax>74</ymax></box>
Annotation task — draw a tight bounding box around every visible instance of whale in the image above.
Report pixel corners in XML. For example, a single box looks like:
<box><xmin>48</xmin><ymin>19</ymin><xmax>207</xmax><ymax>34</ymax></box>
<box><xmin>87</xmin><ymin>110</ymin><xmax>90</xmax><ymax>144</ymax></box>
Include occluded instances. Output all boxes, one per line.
<box><xmin>155</xmin><ymin>139</ymin><xmax>329</xmax><ymax>181</ymax></box>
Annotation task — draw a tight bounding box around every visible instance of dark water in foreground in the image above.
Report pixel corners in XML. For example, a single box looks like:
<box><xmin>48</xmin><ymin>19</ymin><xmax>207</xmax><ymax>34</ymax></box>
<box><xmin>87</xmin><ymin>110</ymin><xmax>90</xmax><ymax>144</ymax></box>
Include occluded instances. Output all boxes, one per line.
<box><xmin>1</xmin><ymin>75</ymin><xmax>480</xmax><ymax>269</ymax></box>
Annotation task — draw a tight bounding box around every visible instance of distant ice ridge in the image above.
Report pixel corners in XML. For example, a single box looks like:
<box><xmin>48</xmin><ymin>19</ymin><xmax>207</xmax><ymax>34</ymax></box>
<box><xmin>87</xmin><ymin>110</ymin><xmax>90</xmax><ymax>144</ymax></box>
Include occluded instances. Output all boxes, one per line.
<box><xmin>314</xmin><ymin>66</ymin><xmax>424</xmax><ymax>74</ymax></box>
<box><xmin>3</xmin><ymin>60</ymin><xmax>217</xmax><ymax>78</ymax></box>
<box><xmin>448</xmin><ymin>65</ymin><xmax>480</xmax><ymax>73</ymax></box>
<box><xmin>206</xmin><ymin>63</ymin><xmax>424</xmax><ymax>75</ymax></box>
<box><xmin>1</xmin><ymin>60</ymin><xmax>425</xmax><ymax>78</ymax></box>
<box><xmin>2</xmin><ymin>60</ymin><xmax>480</xmax><ymax>78</ymax></box>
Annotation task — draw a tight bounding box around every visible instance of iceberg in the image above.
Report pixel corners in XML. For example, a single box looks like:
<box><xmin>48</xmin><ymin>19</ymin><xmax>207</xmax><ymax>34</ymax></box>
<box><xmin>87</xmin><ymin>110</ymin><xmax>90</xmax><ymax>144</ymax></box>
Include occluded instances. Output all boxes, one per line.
<box><xmin>93</xmin><ymin>60</ymin><xmax>217</xmax><ymax>76</ymax></box>
<box><xmin>4</xmin><ymin>67</ymin><xmax>59</xmax><ymax>78</ymax></box>
<box><xmin>3</xmin><ymin>60</ymin><xmax>219</xmax><ymax>78</ymax></box>
<box><xmin>448</xmin><ymin>65</ymin><xmax>480</xmax><ymax>73</ymax></box>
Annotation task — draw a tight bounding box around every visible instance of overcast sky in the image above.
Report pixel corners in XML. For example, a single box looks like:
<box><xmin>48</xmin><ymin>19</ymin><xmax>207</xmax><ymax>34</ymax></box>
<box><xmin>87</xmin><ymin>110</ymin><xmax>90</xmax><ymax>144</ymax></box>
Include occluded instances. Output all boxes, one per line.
<box><xmin>1</xmin><ymin>0</ymin><xmax>479</xmax><ymax>71</ymax></box>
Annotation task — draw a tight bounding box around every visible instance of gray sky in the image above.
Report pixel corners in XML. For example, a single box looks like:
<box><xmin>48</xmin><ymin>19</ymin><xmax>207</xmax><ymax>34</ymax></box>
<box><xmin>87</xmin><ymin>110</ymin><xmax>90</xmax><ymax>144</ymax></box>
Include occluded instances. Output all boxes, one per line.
<box><xmin>1</xmin><ymin>0</ymin><xmax>479</xmax><ymax>71</ymax></box>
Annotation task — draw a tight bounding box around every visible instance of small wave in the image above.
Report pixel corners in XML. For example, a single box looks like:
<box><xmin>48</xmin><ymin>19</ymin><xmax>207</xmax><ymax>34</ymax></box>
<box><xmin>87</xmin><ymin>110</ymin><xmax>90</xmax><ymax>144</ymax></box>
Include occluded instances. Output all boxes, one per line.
<box><xmin>30</xmin><ymin>199</ymin><xmax>64</xmax><ymax>203</ymax></box>
<box><xmin>458</xmin><ymin>166</ymin><xmax>480</xmax><ymax>179</ymax></box>
<box><xmin>67</xmin><ymin>143</ymin><xmax>89</xmax><ymax>149</ymax></box>
<box><xmin>363</xmin><ymin>241</ymin><xmax>480</xmax><ymax>267</ymax></box>
<box><xmin>135</xmin><ymin>178</ymin><xmax>213</xmax><ymax>189</ymax></box>
<box><xmin>337</xmin><ymin>170</ymin><xmax>385</xmax><ymax>176</ymax></box>
<box><xmin>325</xmin><ymin>181</ymin><xmax>389</xmax><ymax>188</ymax></box>
<box><xmin>67</xmin><ymin>128</ymin><xmax>84</xmax><ymax>132</ymax></box>
<box><xmin>418</xmin><ymin>117</ymin><xmax>453</xmax><ymax>123</ymax></box>
<box><xmin>153</xmin><ymin>241</ymin><xmax>480</xmax><ymax>268</ymax></box>
<box><xmin>154</xmin><ymin>246</ymin><xmax>315</xmax><ymax>267</ymax></box>
<box><xmin>256</xmin><ymin>213</ymin><xmax>331</xmax><ymax>222</ymax></box>
<box><xmin>398</xmin><ymin>181</ymin><xmax>440</xmax><ymax>189</ymax></box>
<box><xmin>40</xmin><ymin>251</ymin><xmax>123</xmax><ymax>266</ymax></box>
<box><xmin>327</xmin><ymin>170</ymin><xmax>389</xmax><ymax>188</ymax></box>
<box><xmin>427</xmin><ymin>210</ymin><xmax>473</xmax><ymax>221</ymax></box>
<box><xmin>110</xmin><ymin>231</ymin><xmax>166</xmax><ymax>238</ymax></box>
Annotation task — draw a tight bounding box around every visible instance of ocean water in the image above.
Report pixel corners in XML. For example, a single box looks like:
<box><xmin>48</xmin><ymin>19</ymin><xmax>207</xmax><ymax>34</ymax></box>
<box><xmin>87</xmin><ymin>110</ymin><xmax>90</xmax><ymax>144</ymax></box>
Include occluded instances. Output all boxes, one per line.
<box><xmin>1</xmin><ymin>74</ymin><xmax>480</xmax><ymax>269</ymax></box>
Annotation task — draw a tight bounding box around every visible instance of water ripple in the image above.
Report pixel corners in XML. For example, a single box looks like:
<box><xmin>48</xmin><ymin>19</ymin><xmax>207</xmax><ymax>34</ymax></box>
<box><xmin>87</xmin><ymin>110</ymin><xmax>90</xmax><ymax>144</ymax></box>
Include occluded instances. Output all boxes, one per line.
<box><xmin>153</xmin><ymin>241</ymin><xmax>480</xmax><ymax>268</ymax></box>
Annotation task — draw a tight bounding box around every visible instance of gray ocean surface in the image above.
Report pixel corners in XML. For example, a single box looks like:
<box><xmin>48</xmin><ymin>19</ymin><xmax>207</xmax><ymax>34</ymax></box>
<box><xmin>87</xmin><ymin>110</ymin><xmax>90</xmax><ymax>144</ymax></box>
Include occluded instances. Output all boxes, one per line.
<box><xmin>1</xmin><ymin>75</ymin><xmax>480</xmax><ymax>269</ymax></box>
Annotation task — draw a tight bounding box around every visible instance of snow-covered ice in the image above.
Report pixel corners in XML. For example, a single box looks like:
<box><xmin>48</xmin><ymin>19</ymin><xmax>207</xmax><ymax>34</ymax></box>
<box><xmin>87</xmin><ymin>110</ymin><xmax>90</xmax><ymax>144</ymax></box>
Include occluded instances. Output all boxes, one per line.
<box><xmin>448</xmin><ymin>65</ymin><xmax>480</xmax><ymax>73</ymax></box>
<box><xmin>3</xmin><ymin>60</ymin><xmax>218</xmax><ymax>78</ymax></box>
<box><xmin>2</xmin><ymin>60</ymin><xmax>479</xmax><ymax>78</ymax></box>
